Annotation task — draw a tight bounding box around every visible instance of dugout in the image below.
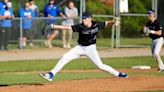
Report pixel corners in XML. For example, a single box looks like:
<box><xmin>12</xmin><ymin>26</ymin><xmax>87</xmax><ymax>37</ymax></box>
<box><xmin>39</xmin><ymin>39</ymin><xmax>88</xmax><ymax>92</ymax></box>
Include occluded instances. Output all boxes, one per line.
<box><xmin>158</xmin><ymin>0</ymin><xmax>164</xmax><ymax>28</ymax></box>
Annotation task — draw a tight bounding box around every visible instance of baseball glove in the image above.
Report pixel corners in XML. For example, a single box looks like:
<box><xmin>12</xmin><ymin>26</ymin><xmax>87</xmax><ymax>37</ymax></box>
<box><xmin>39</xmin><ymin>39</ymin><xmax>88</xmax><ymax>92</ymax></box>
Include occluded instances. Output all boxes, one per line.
<box><xmin>140</xmin><ymin>26</ymin><xmax>149</xmax><ymax>36</ymax></box>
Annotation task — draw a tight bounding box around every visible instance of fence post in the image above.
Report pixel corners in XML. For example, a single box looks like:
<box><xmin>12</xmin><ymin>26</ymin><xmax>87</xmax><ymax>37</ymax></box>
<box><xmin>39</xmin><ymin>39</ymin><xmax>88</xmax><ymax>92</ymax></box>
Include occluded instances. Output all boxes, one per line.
<box><xmin>115</xmin><ymin>0</ymin><xmax>121</xmax><ymax>48</ymax></box>
<box><xmin>19</xmin><ymin>18</ymin><xmax>23</xmax><ymax>49</ymax></box>
<box><xmin>80</xmin><ymin>0</ymin><xmax>83</xmax><ymax>23</ymax></box>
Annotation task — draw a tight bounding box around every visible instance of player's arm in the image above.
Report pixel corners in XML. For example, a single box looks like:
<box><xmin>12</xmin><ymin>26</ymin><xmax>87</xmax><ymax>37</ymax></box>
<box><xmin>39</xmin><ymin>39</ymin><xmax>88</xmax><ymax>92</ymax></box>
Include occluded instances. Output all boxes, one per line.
<box><xmin>51</xmin><ymin>24</ymin><xmax>72</xmax><ymax>30</ymax></box>
<box><xmin>147</xmin><ymin>29</ymin><xmax>162</xmax><ymax>36</ymax></box>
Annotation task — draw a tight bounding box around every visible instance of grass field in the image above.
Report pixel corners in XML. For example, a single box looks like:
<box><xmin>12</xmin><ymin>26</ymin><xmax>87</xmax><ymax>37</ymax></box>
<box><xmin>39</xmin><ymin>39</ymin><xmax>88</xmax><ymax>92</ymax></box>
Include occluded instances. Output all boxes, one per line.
<box><xmin>8</xmin><ymin>38</ymin><xmax>150</xmax><ymax>49</ymax></box>
<box><xmin>0</xmin><ymin>56</ymin><xmax>164</xmax><ymax>85</ymax></box>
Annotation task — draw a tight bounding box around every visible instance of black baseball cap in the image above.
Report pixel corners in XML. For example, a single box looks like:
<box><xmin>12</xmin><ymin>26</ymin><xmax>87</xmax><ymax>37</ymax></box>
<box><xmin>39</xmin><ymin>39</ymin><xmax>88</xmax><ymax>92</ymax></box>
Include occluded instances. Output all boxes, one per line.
<box><xmin>148</xmin><ymin>9</ymin><xmax>155</xmax><ymax>14</ymax></box>
<box><xmin>82</xmin><ymin>11</ymin><xmax>92</xmax><ymax>19</ymax></box>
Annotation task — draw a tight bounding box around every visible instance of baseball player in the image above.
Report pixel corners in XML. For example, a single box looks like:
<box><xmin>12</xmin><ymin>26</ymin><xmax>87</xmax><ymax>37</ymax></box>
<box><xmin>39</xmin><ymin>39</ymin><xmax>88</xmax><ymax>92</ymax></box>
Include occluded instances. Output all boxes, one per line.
<box><xmin>144</xmin><ymin>10</ymin><xmax>164</xmax><ymax>72</ymax></box>
<box><xmin>39</xmin><ymin>11</ymin><xmax>128</xmax><ymax>81</ymax></box>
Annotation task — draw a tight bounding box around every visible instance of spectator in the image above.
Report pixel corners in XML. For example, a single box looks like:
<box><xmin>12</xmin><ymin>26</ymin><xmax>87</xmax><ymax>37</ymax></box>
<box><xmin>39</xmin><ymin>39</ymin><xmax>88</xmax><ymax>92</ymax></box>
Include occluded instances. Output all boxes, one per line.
<box><xmin>62</xmin><ymin>1</ymin><xmax>78</xmax><ymax>48</ymax></box>
<box><xmin>0</xmin><ymin>0</ymin><xmax>9</xmax><ymax>11</ymax></box>
<box><xmin>28</xmin><ymin>0</ymin><xmax>39</xmax><ymax>17</ymax></box>
<box><xmin>0</xmin><ymin>0</ymin><xmax>10</xmax><ymax>31</ymax></box>
<box><xmin>43</xmin><ymin>0</ymin><xmax>65</xmax><ymax>48</ymax></box>
<box><xmin>0</xmin><ymin>2</ymin><xmax>14</xmax><ymax>51</ymax></box>
<box><xmin>29</xmin><ymin>0</ymin><xmax>39</xmax><ymax>45</ymax></box>
<box><xmin>18</xmin><ymin>2</ymin><xmax>35</xmax><ymax>49</ymax></box>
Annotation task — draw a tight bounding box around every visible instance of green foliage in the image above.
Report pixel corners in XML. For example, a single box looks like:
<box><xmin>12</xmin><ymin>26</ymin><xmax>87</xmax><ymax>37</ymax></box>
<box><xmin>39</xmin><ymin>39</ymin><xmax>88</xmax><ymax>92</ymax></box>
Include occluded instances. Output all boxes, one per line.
<box><xmin>121</xmin><ymin>16</ymin><xmax>149</xmax><ymax>37</ymax></box>
<box><xmin>86</xmin><ymin>0</ymin><xmax>113</xmax><ymax>15</ymax></box>
<box><xmin>128</xmin><ymin>0</ymin><xmax>148</xmax><ymax>13</ymax></box>
<box><xmin>86</xmin><ymin>0</ymin><xmax>152</xmax><ymax>38</ymax></box>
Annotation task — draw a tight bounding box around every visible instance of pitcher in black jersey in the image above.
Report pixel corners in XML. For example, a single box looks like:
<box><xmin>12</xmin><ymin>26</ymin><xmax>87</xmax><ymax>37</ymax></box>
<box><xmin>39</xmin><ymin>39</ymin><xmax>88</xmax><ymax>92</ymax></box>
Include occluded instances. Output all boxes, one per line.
<box><xmin>145</xmin><ymin>10</ymin><xmax>164</xmax><ymax>72</ymax></box>
<box><xmin>39</xmin><ymin>11</ymin><xmax>128</xmax><ymax>81</ymax></box>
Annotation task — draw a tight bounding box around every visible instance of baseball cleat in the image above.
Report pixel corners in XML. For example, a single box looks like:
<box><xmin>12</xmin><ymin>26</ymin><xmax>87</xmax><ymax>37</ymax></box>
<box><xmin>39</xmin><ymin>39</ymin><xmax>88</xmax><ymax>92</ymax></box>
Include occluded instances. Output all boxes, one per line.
<box><xmin>39</xmin><ymin>72</ymin><xmax>54</xmax><ymax>81</ymax></box>
<box><xmin>118</xmin><ymin>72</ymin><xmax>128</xmax><ymax>78</ymax></box>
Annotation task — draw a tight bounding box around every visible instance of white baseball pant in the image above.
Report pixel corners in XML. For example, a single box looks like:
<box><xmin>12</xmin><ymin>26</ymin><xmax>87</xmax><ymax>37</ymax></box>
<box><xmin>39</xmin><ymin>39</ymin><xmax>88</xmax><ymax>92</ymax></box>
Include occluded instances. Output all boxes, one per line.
<box><xmin>50</xmin><ymin>44</ymin><xmax>119</xmax><ymax>76</ymax></box>
<box><xmin>151</xmin><ymin>37</ymin><xmax>164</xmax><ymax>69</ymax></box>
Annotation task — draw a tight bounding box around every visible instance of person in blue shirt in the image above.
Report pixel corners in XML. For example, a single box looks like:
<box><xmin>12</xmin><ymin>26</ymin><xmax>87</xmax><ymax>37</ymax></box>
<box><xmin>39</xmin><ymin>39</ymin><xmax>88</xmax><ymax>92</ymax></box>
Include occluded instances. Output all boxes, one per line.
<box><xmin>0</xmin><ymin>2</ymin><xmax>14</xmax><ymax>51</ymax></box>
<box><xmin>18</xmin><ymin>2</ymin><xmax>35</xmax><ymax>49</ymax></box>
<box><xmin>43</xmin><ymin>0</ymin><xmax>65</xmax><ymax>48</ymax></box>
<box><xmin>0</xmin><ymin>0</ymin><xmax>9</xmax><ymax>11</ymax></box>
<box><xmin>0</xmin><ymin>0</ymin><xmax>10</xmax><ymax>27</ymax></box>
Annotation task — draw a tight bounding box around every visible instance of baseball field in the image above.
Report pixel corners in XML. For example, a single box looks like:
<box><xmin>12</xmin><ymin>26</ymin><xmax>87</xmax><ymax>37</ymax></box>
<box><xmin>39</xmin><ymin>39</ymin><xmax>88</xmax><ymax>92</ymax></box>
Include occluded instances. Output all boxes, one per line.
<box><xmin>0</xmin><ymin>51</ymin><xmax>164</xmax><ymax>92</ymax></box>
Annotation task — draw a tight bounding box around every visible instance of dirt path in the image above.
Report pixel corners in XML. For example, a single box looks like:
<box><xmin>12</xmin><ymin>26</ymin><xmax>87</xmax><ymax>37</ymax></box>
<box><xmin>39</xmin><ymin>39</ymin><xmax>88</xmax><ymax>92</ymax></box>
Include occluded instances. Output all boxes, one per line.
<box><xmin>0</xmin><ymin>69</ymin><xmax>164</xmax><ymax>92</ymax></box>
<box><xmin>0</xmin><ymin>76</ymin><xmax>164</xmax><ymax>92</ymax></box>
<box><xmin>1</xmin><ymin>47</ymin><xmax>164</xmax><ymax>61</ymax></box>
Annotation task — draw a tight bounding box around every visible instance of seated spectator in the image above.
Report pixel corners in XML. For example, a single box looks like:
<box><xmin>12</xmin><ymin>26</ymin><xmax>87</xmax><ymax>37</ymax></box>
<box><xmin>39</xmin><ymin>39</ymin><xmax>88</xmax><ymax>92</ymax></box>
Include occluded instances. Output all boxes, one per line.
<box><xmin>43</xmin><ymin>0</ymin><xmax>65</xmax><ymax>48</ymax></box>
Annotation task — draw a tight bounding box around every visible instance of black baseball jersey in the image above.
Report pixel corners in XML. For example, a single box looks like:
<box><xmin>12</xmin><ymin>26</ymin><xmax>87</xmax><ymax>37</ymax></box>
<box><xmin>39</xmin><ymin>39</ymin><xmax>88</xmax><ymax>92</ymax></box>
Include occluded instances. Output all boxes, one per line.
<box><xmin>146</xmin><ymin>19</ymin><xmax>163</xmax><ymax>40</ymax></box>
<box><xmin>71</xmin><ymin>21</ymin><xmax>105</xmax><ymax>46</ymax></box>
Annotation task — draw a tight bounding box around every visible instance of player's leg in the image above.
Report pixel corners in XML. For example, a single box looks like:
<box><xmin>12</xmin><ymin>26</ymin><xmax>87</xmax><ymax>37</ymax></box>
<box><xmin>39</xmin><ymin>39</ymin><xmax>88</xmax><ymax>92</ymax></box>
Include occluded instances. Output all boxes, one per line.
<box><xmin>39</xmin><ymin>45</ymin><xmax>85</xmax><ymax>81</ymax></box>
<box><xmin>151</xmin><ymin>37</ymin><xmax>164</xmax><ymax>70</ymax></box>
<box><xmin>85</xmin><ymin>44</ymin><xmax>128</xmax><ymax>77</ymax></box>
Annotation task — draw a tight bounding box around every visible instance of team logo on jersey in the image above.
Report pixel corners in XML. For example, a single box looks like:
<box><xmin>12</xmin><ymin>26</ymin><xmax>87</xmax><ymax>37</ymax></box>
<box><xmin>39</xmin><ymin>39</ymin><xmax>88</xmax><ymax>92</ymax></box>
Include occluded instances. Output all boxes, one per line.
<box><xmin>82</xmin><ymin>28</ymin><xmax>98</xmax><ymax>34</ymax></box>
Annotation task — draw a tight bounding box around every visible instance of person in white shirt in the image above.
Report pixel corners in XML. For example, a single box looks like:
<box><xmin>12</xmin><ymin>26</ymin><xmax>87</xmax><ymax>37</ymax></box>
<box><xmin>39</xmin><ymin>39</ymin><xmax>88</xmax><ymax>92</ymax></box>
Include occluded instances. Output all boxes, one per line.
<box><xmin>29</xmin><ymin>0</ymin><xmax>39</xmax><ymax>17</ymax></box>
<box><xmin>62</xmin><ymin>1</ymin><xmax>78</xmax><ymax>48</ymax></box>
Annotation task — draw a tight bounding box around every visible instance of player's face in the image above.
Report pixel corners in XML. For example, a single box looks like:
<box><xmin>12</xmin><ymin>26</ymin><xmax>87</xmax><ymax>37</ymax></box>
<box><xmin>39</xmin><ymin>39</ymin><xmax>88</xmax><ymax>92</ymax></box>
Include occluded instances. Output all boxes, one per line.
<box><xmin>148</xmin><ymin>13</ymin><xmax>155</xmax><ymax>21</ymax></box>
<box><xmin>82</xmin><ymin>18</ymin><xmax>92</xmax><ymax>26</ymax></box>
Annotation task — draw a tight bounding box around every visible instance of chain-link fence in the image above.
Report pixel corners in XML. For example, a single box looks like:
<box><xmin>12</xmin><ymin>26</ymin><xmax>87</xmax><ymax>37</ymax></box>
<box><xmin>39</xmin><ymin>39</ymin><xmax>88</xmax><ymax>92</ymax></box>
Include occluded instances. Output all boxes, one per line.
<box><xmin>6</xmin><ymin>17</ymin><xmax>81</xmax><ymax>49</ymax></box>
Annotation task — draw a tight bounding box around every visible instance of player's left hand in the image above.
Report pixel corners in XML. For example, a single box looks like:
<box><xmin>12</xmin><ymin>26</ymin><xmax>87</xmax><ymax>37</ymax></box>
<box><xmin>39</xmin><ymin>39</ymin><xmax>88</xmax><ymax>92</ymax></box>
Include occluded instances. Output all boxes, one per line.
<box><xmin>142</xmin><ymin>26</ymin><xmax>150</xmax><ymax>36</ymax></box>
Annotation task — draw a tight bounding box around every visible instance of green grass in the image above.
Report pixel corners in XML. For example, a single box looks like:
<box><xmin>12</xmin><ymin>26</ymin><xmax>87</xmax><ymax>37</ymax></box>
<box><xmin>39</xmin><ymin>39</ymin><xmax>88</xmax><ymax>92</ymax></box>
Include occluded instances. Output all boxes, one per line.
<box><xmin>0</xmin><ymin>56</ymin><xmax>160</xmax><ymax>72</ymax></box>
<box><xmin>120</xmin><ymin>37</ymin><xmax>151</xmax><ymax>46</ymax></box>
<box><xmin>0</xmin><ymin>56</ymin><xmax>164</xmax><ymax>85</ymax></box>
<box><xmin>0</xmin><ymin>71</ymin><xmax>164</xmax><ymax>85</ymax></box>
<box><xmin>8</xmin><ymin>38</ymin><xmax>150</xmax><ymax>49</ymax></box>
<box><xmin>0</xmin><ymin>72</ymin><xmax>112</xmax><ymax>85</ymax></box>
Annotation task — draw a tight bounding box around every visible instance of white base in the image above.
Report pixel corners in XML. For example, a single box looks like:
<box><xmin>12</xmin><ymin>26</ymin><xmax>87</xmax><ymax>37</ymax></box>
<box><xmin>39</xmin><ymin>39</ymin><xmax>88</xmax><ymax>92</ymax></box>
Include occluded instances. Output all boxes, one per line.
<box><xmin>131</xmin><ymin>65</ymin><xmax>151</xmax><ymax>69</ymax></box>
